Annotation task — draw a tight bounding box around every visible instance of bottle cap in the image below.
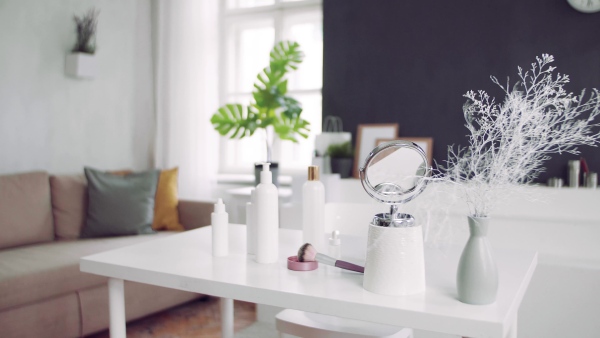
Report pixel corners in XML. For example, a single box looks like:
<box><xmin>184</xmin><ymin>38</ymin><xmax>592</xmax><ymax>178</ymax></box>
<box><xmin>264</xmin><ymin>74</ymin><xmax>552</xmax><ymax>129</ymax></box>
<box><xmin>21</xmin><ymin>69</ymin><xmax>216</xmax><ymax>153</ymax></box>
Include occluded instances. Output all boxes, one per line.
<box><xmin>260</xmin><ymin>163</ymin><xmax>272</xmax><ymax>184</ymax></box>
<box><xmin>329</xmin><ymin>230</ymin><xmax>341</xmax><ymax>246</ymax></box>
<box><xmin>214</xmin><ymin>198</ymin><xmax>226</xmax><ymax>213</ymax></box>
<box><xmin>308</xmin><ymin>165</ymin><xmax>319</xmax><ymax>181</ymax></box>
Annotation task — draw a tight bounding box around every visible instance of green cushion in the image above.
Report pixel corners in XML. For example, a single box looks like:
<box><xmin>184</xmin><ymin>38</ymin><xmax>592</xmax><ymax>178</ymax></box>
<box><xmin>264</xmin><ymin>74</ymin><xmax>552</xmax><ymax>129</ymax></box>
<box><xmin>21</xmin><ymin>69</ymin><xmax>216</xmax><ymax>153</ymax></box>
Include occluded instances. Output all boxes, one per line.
<box><xmin>81</xmin><ymin>167</ymin><xmax>159</xmax><ymax>238</ymax></box>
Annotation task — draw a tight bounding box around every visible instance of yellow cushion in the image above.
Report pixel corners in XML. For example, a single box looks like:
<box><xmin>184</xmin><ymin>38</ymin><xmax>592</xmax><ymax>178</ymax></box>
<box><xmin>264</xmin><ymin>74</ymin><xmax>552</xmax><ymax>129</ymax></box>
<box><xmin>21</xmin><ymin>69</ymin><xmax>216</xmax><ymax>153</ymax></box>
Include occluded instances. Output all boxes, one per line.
<box><xmin>152</xmin><ymin>167</ymin><xmax>184</xmax><ymax>231</ymax></box>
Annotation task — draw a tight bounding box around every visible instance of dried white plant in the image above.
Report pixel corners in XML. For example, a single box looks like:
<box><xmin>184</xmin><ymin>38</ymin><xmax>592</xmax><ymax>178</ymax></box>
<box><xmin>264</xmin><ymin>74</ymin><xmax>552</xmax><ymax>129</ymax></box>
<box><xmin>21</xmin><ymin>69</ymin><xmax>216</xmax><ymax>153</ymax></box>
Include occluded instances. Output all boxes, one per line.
<box><xmin>437</xmin><ymin>54</ymin><xmax>600</xmax><ymax>217</ymax></box>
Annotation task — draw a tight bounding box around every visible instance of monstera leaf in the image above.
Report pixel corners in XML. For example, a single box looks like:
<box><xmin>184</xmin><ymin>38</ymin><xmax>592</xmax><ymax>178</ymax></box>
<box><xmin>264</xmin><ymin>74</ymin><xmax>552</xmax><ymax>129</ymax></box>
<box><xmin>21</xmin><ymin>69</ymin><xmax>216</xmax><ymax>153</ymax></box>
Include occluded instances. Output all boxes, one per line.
<box><xmin>210</xmin><ymin>104</ymin><xmax>258</xmax><ymax>138</ymax></box>
<box><xmin>211</xmin><ymin>41</ymin><xmax>310</xmax><ymax>141</ymax></box>
<box><xmin>210</xmin><ymin>41</ymin><xmax>310</xmax><ymax>161</ymax></box>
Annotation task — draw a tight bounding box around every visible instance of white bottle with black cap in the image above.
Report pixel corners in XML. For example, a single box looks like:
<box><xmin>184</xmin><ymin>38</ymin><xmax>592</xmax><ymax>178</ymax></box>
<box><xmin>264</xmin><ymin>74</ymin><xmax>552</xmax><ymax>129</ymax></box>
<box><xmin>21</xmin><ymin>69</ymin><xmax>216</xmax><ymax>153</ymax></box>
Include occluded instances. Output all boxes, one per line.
<box><xmin>255</xmin><ymin>163</ymin><xmax>279</xmax><ymax>264</ymax></box>
<box><xmin>302</xmin><ymin>165</ymin><xmax>325</xmax><ymax>250</ymax></box>
<box><xmin>211</xmin><ymin>198</ymin><xmax>228</xmax><ymax>257</ymax></box>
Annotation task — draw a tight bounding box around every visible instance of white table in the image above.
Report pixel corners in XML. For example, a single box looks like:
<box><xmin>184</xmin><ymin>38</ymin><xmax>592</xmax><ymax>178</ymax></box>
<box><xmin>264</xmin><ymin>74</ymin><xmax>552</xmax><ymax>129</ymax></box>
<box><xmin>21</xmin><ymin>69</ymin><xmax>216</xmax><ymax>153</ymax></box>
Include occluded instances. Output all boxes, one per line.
<box><xmin>80</xmin><ymin>225</ymin><xmax>537</xmax><ymax>338</ymax></box>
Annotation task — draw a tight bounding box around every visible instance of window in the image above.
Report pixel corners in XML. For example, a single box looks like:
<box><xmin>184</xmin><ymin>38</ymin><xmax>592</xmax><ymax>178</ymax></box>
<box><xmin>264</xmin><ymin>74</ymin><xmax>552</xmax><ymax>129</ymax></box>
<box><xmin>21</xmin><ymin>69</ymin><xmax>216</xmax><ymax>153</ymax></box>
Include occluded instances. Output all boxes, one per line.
<box><xmin>219</xmin><ymin>0</ymin><xmax>323</xmax><ymax>174</ymax></box>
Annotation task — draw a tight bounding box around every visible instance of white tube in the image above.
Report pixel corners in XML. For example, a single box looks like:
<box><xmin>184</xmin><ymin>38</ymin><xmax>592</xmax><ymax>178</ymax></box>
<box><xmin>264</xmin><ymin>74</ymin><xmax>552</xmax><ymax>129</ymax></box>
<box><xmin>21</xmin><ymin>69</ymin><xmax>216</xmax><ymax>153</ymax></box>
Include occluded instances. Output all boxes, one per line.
<box><xmin>302</xmin><ymin>166</ymin><xmax>325</xmax><ymax>250</ymax></box>
<box><xmin>212</xmin><ymin>199</ymin><xmax>229</xmax><ymax>257</ymax></box>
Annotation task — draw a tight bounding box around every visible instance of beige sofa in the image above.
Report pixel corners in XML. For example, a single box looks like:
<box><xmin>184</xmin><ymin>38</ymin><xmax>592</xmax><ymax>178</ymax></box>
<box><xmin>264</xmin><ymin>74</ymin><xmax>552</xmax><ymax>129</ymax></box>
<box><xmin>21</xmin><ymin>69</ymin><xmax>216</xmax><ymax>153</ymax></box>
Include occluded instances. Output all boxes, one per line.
<box><xmin>0</xmin><ymin>171</ymin><xmax>213</xmax><ymax>337</ymax></box>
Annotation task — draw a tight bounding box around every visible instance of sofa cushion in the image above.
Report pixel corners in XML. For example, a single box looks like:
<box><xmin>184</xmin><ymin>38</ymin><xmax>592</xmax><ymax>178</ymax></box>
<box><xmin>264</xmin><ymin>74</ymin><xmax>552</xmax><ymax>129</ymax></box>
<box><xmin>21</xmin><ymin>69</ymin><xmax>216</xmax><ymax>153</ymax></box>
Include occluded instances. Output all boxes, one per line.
<box><xmin>152</xmin><ymin>167</ymin><xmax>184</xmax><ymax>231</ymax></box>
<box><xmin>49</xmin><ymin>174</ymin><xmax>87</xmax><ymax>240</ymax></box>
<box><xmin>82</xmin><ymin>167</ymin><xmax>159</xmax><ymax>238</ymax></box>
<box><xmin>0</xmin><ymin>232</ymin><xmax>175</xmax><ymax>312</ymax></box>
<box><xmin>0</xmin><ymin>172</ymin><xmax>54</xmax><ymax>250</ymax></box>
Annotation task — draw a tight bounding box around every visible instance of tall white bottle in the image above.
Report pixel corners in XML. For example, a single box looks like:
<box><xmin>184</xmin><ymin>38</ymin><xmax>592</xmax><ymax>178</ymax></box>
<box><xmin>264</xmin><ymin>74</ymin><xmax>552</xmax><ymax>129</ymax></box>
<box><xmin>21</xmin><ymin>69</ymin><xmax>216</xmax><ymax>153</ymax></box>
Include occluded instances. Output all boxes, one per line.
<box><xmin>302</xmin><ymin>165</ymin><xmax>325</xmax><ymax>250</ymax></box>
<box><xmin>255</xmin><ymin>163</ymin><xmax>279</xmax><ymax>264</ymax></box>
<box><xmin>246</xmin><ymin>189</ymin><xmax>257</xmax><ymax>255</ymax></box>
<box><xmin>211</xmin><ymin>198</ymin><xmax>229</xmax><ymax>257</ymax></box>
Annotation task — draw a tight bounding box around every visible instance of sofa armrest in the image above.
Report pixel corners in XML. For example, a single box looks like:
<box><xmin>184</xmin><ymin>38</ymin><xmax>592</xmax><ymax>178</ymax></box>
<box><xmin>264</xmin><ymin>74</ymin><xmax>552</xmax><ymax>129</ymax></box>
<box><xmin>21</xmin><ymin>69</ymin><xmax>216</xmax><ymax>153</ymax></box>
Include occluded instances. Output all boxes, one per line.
<box><xmin>178</xmin><ymin>200</ymin><xmax>213</xmax><ymax>230</ymax></box>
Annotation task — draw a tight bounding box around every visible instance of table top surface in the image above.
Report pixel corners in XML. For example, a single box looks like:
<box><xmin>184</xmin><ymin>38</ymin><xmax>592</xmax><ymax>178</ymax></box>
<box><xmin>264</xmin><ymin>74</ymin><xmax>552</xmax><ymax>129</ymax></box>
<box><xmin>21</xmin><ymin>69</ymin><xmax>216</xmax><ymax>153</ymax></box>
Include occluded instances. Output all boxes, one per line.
<box><xmin>80</xmin><ymin>224</ymin><xmax>537</xmax><ymax>338</ymax></box>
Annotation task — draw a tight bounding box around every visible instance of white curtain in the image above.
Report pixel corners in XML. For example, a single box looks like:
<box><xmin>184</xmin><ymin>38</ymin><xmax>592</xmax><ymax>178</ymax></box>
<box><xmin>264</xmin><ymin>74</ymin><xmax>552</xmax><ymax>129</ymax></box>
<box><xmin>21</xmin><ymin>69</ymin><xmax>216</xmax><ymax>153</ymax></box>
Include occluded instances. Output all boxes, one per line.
<box><xmin>153</xmin><ymin>0</ymin><xmax>219</xmax><ymax>200</ymax></box>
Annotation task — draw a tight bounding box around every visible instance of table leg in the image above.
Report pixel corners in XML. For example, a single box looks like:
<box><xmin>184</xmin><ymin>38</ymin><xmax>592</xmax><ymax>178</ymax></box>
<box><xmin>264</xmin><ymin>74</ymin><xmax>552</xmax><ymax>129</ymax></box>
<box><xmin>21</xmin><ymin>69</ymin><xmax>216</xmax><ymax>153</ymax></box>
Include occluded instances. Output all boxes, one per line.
<box><xmin>506</xmin><ymin>315</ymin><xmax>518</xmax><ymax>338</ymax></box>
<box><xmin>108</xmin><ymin>278</ymin><xmax>126</xmax><ymax>338</ymax></box>
<box><xmin>220</xmin><ymin>297</ymin><xmax>234</xmax><ymax>338</ymax></box>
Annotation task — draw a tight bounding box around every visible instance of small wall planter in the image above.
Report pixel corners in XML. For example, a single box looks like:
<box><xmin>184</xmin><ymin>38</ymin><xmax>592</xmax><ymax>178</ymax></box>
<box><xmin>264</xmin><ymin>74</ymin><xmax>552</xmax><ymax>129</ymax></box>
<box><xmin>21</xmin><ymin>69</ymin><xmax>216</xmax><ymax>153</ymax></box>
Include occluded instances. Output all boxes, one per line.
<box><xmin>65</xmin><ymin>52</ymin><xmax>96</xmax><ymax>79</ymax></box>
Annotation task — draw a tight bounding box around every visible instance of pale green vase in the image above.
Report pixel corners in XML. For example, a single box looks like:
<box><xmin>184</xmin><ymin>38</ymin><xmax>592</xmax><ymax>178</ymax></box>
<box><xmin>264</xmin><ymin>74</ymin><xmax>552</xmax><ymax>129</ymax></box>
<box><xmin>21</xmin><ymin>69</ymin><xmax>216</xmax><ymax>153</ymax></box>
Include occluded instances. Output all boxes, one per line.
<box><xmin>456</xmin><ymin>216</ymin><xmax>498</xmax><ymax>305</ymax></box>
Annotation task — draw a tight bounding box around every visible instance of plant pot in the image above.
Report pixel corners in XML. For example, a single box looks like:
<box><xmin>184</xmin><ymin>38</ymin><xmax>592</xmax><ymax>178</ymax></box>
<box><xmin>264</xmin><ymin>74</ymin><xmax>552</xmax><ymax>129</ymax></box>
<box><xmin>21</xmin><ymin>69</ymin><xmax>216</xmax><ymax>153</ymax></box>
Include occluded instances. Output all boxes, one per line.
<box><xmin>456</xmin><ymin>216</ymin><xmax>498</xmax><ymax>305</ymax></box>
<box><xmin>65</xmin><ymin>52</ymin><xmax>96</xmax><ymax>79</ymax></box>
<box><xmin>254</xmin><ymin>162</ymin><xmax>279</xmax><ymax>187</ymax></box>
<box><xmin>330</xmin><ymin>158</ymin><xmax>353</xmax><ymax>178</ymax></box>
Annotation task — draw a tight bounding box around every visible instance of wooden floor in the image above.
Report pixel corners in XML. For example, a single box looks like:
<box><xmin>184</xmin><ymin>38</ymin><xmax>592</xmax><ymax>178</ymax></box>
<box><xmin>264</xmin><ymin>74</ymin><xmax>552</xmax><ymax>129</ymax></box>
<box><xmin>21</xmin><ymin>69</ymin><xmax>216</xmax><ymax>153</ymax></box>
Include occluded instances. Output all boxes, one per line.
<box><xmin>87</xmin><ymin>296</ymin><xmax>256</xmax><ymax>338</ymax></box>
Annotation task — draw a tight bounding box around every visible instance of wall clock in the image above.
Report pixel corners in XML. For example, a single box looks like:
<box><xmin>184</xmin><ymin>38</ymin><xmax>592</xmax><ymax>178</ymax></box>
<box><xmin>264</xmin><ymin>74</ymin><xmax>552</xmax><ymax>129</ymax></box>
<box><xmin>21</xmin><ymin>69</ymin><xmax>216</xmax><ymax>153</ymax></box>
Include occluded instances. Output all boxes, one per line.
<box><xmin>567</xmin><ymin>0</ymin><xmax>600</xmax><ymax>13</ymax></box>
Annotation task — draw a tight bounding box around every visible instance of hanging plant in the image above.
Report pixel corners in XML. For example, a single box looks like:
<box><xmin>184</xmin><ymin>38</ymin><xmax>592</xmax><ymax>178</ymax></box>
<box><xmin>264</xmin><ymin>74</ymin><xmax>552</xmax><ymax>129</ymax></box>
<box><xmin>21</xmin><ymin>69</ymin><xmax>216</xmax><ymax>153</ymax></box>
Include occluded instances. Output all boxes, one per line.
<box><xmin>72</xmin><ymin>8</ymin><xmax>100</xmax><ymax>54</ymax></box>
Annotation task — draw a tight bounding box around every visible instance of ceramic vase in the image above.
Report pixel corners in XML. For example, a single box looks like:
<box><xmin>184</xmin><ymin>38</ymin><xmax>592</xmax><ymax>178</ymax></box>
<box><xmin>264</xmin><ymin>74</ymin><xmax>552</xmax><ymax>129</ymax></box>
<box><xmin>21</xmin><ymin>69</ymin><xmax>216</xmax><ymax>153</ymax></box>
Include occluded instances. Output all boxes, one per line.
<box><xmin>456</xmin><ymin>216</ymin><xmax>498</xmax><ymax>305</ymax></box>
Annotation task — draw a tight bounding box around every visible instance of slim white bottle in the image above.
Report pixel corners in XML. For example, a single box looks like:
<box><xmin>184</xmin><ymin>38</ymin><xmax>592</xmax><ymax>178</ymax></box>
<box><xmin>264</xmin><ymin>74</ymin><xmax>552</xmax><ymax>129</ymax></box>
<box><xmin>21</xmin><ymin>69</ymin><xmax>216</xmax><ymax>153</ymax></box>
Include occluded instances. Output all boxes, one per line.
<box><xmin>302</xmin><ymin>166</ymin><xmax>325</xmax><ymax>250</ymax></box>
<box><xmin>211</xmin><ymin>198</ymin><xmax>229</xmax><ymax>257</ymax></box>
<box><xmin>328</xmin><ymin>230</ymin><xmax>341</xmax><ymax>259</ymax></box>
<box><xmin>246</xmin><ymin>189</ymin><xmax>257</xmax><ymax>255</ymax></box>
<box><xmin>328</xmin><ymin>230</ymin><xmax>341</xmax><ymax>273</ymax></box>
<box><xmin>255</xmin><ymin>163</ymin><xmax>279</xmax><ymax>264</ymax></box>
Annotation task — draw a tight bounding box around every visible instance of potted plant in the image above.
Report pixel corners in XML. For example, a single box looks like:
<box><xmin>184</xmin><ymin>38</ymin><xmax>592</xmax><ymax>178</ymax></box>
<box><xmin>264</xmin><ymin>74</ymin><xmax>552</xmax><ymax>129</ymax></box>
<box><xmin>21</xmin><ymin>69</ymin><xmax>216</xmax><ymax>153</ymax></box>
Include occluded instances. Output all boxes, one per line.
<box><xmin>327</xmin><ymin>141</ymin><xmax>354</xmax><ymax>178</ymax></box>
<box><xmin>210</xmin><ymin>41</ymin><xmax>310</xmax><ymax>184</ymax></box>
<box><xmin>66</xmin><ymin>8</ymin><xmax>99</xmax><ymax>79</ymax></box>
<box><xmin>437</xmin><ymin>54</ymin><xmax>600</xmax><ymax>305</ymax></box>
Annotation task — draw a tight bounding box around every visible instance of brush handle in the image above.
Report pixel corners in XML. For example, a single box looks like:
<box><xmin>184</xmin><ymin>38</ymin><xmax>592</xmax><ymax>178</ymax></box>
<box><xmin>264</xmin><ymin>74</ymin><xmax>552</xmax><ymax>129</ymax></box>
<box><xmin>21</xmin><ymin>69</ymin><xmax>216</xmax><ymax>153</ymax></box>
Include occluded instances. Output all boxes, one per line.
<box><xmin>335</xmin><ymin>260</ymin><xmax>365</xmax><ymax>273</ymax></box>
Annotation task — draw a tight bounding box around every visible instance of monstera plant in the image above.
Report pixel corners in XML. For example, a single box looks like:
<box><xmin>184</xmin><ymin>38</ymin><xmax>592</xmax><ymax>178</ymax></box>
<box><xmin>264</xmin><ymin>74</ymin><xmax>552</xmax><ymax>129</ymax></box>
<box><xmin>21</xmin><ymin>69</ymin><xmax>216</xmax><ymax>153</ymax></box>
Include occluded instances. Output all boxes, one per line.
<box><xmin>210</xmin><ymin>41</ymin><xmax>310</xmax><ymax>163</ymax></box>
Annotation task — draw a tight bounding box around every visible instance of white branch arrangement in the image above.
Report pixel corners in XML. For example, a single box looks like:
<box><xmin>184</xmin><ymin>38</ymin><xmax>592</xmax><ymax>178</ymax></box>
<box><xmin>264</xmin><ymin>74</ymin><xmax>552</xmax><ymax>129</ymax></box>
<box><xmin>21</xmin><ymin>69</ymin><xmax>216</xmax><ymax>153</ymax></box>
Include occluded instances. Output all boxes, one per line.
<box><xmin>437</xmin><ymin>54</ymin><xmax>600</xmax><ymax>217</ymax></box>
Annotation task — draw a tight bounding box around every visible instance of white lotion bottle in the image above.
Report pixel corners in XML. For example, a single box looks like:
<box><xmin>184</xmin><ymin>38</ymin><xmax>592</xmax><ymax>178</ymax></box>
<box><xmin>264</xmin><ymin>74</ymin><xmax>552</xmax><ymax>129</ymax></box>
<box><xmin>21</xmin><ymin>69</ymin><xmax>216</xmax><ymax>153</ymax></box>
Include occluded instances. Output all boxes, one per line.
<box><xmin>302</xmin><ymin>166</ymin><xmax>325</xmax><ymax>250</ymax></box>
<box><xmin>211</xmin><ymin>198</ymin><xmax>229</xmax><ymax>257</ymax></box>
<box><xmin>255</xmin><ymin>163</ymin><xmax>279</xmax><ymax>264</ymax></box>
<box><xmin>246</xmin><ymin>189</ymin><xmax>257</xmax><ymax>255</ymax></box>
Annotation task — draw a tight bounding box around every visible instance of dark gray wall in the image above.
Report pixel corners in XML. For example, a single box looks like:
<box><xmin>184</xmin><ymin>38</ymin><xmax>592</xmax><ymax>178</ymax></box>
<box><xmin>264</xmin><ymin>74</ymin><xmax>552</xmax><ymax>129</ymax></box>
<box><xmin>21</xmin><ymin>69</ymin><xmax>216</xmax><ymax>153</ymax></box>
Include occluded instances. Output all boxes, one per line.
<box><xmin>323</xmin><ymin>0</ymin><xmax>600</xmax><ymax>183</ymax></box>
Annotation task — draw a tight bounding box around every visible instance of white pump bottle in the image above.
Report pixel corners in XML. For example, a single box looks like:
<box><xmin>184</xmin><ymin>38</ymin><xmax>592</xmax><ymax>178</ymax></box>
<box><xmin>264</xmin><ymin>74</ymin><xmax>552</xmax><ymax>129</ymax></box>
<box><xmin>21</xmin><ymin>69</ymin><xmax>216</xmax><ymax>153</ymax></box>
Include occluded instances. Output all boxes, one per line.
<box><xmin>255</xmin><ymin>163</ymin><xmax>279</xmax><ymax>264</ymax></box>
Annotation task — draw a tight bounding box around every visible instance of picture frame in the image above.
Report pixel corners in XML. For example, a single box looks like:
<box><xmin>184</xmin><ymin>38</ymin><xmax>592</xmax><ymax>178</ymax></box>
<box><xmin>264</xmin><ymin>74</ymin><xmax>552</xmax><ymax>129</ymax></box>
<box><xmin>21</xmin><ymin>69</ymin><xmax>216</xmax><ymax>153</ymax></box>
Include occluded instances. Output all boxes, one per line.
<box><xmin>354</xmin><ymin>123</ymin><xmax>399</xmax><ymax>178</ymax></box>
<box><xmin>376</xmin><ymin>137</ymin><xmax>434</xmax><ymax>166</ymax></box>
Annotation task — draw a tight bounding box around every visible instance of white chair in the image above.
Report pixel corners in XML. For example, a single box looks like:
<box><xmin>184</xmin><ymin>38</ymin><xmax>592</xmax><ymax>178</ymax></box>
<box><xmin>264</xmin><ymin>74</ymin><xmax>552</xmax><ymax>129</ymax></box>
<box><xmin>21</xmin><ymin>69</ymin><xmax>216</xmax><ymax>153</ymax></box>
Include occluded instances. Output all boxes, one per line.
<box><xmin>276</xmin><ymin>309</ymin><xmax>413</xmax><ymax>338</ymax></box>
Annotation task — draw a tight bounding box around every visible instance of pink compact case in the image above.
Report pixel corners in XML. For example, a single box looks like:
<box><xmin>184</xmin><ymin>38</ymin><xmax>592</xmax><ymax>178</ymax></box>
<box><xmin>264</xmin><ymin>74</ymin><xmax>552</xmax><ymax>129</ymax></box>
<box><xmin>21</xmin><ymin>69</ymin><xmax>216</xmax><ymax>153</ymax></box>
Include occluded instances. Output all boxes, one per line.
<box><xmin>287</xmin><ymin>256</ymin><xmax>318</xmax><ymax>271</ymax></box>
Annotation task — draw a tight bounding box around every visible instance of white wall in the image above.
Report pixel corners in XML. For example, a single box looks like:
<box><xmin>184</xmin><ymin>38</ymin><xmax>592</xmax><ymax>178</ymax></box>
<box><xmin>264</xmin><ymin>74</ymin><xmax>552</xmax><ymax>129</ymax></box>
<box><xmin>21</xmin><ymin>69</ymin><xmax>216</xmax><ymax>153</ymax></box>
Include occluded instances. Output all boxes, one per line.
<box><xmin>0</xmin><ymin>0</ymin><xmax>155</xmax><ymax>175</ymax></box>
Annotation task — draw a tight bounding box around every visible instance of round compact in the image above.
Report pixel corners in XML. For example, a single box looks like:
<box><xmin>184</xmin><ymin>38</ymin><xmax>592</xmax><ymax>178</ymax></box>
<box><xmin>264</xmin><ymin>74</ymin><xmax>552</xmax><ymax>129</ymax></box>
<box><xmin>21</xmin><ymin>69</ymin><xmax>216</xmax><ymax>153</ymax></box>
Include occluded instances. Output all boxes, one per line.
<box><xmin>287</xmin><ymin>256</ymin><xmax>318</xmax><ymax>271</ymax></box>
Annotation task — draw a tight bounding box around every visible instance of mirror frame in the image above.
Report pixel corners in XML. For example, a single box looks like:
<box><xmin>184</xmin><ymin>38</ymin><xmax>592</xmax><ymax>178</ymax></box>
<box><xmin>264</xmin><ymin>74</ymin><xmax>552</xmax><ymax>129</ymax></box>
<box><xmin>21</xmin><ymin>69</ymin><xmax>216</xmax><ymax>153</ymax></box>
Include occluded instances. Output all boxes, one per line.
<box><xmin>359</xmin><ymin>140</ymin><xmax>430</xmax><ymax>205</ymax></box>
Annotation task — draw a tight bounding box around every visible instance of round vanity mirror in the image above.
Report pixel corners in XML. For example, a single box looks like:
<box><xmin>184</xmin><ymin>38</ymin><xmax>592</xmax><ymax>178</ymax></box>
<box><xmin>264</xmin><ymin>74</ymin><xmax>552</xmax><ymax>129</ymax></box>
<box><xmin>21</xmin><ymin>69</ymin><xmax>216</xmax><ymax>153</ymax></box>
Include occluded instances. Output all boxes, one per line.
<box><xmin>359</xmin><ymin>140</ymin><xmax>430</xmax><ymax>205</ymax></box>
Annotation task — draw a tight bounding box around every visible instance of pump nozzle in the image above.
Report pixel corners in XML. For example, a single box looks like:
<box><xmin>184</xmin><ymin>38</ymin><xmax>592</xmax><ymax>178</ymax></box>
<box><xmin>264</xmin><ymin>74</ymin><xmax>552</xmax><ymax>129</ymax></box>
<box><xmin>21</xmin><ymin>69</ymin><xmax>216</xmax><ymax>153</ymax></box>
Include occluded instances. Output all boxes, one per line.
<box><xmin>260</xmin><ymin>162</ymin><xmax>273</xmax><ymax>184</ymax></box>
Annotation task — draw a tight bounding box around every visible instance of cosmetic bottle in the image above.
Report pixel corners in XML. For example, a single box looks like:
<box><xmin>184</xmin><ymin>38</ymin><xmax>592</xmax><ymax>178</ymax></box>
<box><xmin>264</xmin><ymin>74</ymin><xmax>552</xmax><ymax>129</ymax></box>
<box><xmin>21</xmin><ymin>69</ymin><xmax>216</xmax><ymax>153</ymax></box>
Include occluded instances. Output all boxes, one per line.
<box><xmin>246</xmin><ymin>189</ymin><xmax>257</xmax><ymax>255</ymax></box>
<box><xmin>328</xmin><ymin>230</ymin><xmax>341</xmax><ymax>260</ymax></box>
<box><xmin>302</xmin><ymin>166</ymin><xmax>325</xmax><ymax>250</ymax></box>
<box><xmin>568</xmin><ymin>160</ymin><xmax>580</xmax><ymax>188</ymax></box>
<box><xmin>211</xmin><ymin>198</ymin><xmax>228</xmax><ymax>257</ymax></box>
<box><xmin>255</xmin><ymin>163</ymin><xmax>279</xmax><ymax>264</ymax></box>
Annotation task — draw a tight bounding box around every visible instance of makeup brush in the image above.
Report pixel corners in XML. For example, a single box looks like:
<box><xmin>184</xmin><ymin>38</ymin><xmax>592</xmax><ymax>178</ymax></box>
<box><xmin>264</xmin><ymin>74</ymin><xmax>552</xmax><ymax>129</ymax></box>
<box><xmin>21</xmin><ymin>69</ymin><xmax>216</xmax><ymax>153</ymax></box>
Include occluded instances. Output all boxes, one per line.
<box><xmin>297</xmin><ymin>243</ymin><xmax>364</xmax><ymax>273</ymax></box>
